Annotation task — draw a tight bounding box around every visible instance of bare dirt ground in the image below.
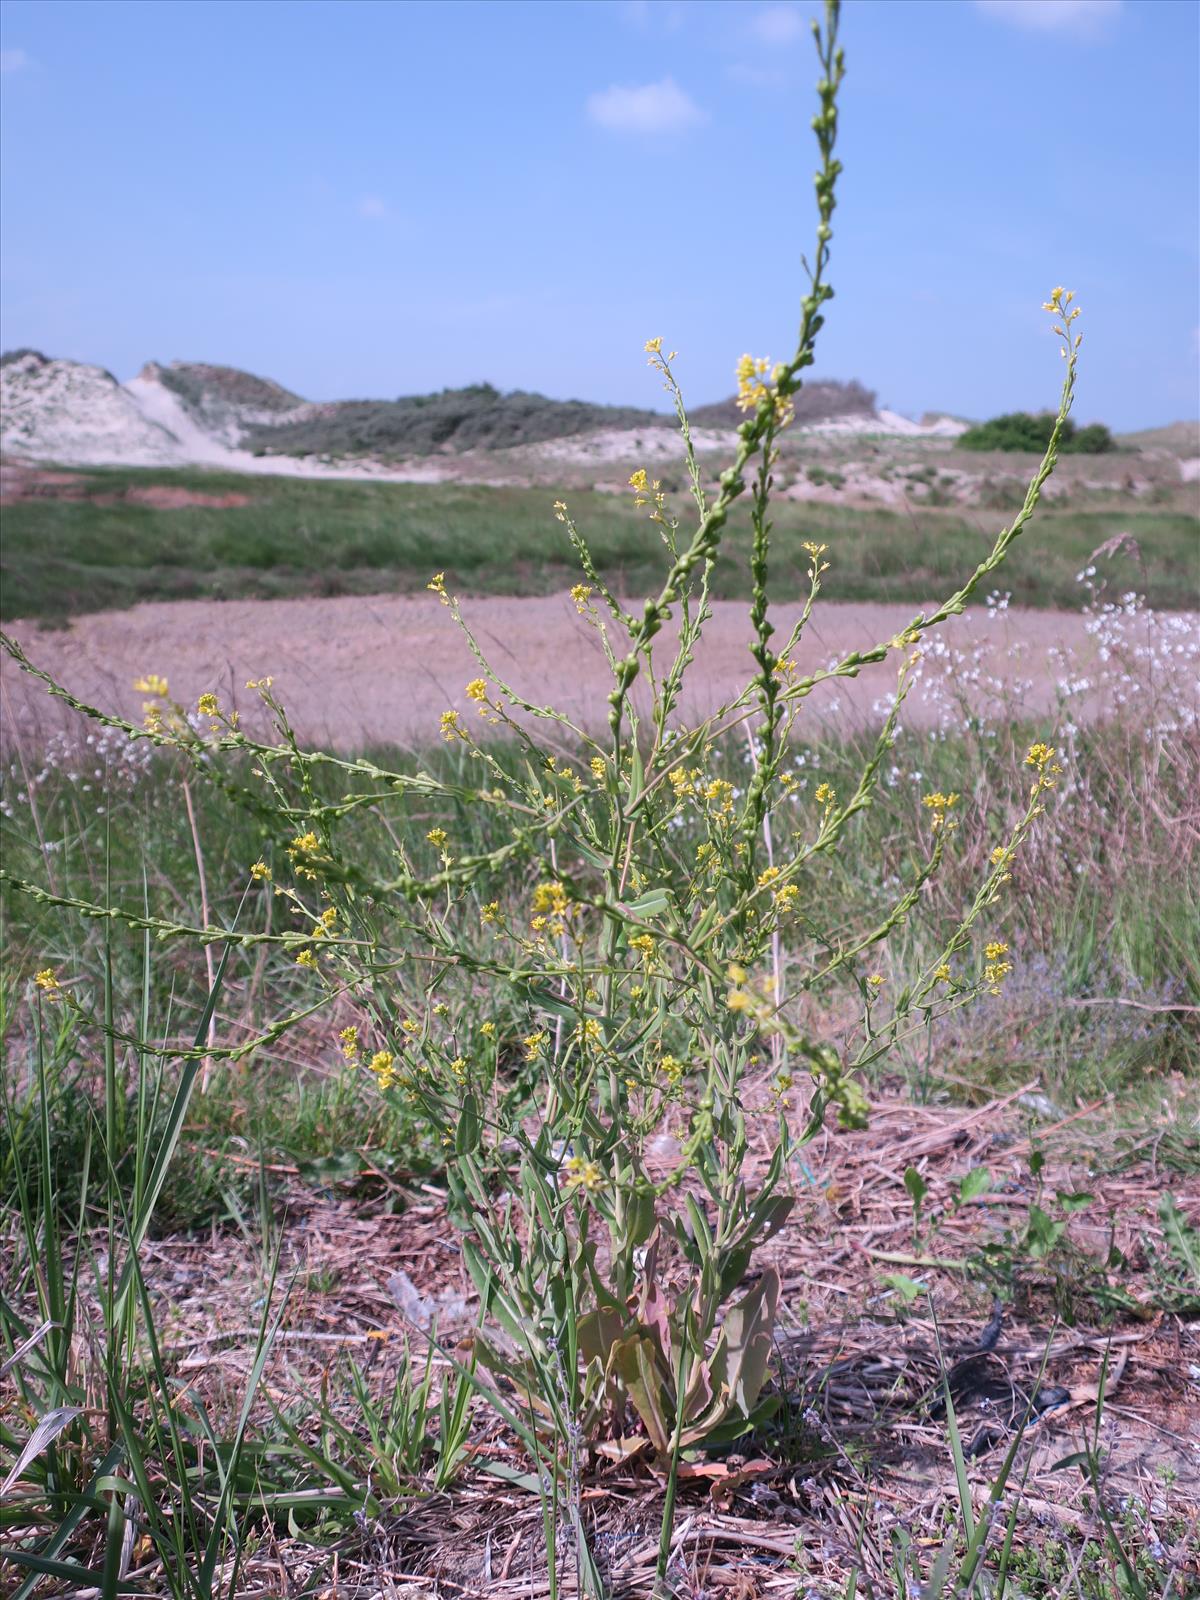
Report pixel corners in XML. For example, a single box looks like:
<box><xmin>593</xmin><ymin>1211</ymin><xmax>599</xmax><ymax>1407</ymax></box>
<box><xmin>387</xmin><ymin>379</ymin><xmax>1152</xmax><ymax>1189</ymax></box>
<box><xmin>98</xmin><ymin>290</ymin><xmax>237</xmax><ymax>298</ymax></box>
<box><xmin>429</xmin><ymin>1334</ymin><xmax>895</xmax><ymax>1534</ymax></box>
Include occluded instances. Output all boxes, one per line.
<box><xmin>88</xmin><ymin>1085</ymin><xmax>1200</xmax><ymax>1596</ymax></box>
<box><xmin>4</xmin><ymin>593</ymin><xmax>1197</xmax><ymax>756</ymax></box>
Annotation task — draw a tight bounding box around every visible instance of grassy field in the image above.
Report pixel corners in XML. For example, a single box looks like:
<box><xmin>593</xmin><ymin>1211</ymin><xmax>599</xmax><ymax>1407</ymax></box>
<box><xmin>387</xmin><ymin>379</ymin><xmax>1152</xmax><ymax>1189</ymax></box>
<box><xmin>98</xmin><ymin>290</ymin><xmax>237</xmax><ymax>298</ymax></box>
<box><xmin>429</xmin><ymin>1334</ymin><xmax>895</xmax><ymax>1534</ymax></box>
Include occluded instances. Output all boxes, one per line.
<box><xmin>3</xmin><ymin>463</ymin><xmax>1197</xmax><ymax>622</ymax></box>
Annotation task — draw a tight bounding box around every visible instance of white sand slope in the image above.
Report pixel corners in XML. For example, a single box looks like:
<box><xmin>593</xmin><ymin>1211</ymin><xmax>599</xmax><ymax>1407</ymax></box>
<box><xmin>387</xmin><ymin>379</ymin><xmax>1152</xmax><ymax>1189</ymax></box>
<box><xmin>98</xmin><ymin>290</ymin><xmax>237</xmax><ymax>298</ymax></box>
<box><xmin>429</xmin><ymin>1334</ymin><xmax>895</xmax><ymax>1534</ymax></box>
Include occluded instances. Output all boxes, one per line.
<box><xmin>0</xmin><ymin>352</ymin><xmax>184</xmax><ymax>466</ymax></box>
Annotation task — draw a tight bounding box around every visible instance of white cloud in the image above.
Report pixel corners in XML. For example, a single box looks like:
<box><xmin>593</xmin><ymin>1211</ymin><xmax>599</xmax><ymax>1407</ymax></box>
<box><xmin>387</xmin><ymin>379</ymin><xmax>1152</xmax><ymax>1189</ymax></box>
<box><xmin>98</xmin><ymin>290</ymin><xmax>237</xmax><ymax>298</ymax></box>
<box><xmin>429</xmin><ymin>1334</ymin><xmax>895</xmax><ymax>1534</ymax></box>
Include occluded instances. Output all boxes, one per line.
<box><xmin>619</xmin><ymin>1</ymin><xmax>685</xmax><ymax>32</ymax></box>
<box><xmin>975</xmin><ymin>1</ymin><xmax>1121</xmax><ymax>37</ymax></box>
<box><xmin>728</xmin><ymin>62</ymin><xmax>787</xmax><ymax>89</ymax></box>
<box><xmin>1</xmin><ymin>48</ymin><xmax>31</xmax><ymax>73</ymax></box>
<box><xmin>750</xmin><ymin>6</ymin><xmax>804</xmax><ymax>45</ymax></box>
<box><xmin>587</xmin><ymin>76</ymin><xmax>705</xmax><ymax>134</ymax></box>
<box><xmin>358</xmin><ymin>195</ymin><xmax>388</xmax><ymax>220</ymax></box>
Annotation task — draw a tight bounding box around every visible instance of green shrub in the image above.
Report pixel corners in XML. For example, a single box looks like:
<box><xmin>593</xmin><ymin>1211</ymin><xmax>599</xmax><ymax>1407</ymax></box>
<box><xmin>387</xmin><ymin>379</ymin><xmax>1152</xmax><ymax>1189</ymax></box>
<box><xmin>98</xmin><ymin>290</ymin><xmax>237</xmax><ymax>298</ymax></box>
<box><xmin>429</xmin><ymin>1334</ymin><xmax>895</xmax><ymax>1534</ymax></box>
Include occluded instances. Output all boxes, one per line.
<box><xmin>961</xmin><ymin>411</ymin><xmax>1114</xmax><ymax>453</ymax></box>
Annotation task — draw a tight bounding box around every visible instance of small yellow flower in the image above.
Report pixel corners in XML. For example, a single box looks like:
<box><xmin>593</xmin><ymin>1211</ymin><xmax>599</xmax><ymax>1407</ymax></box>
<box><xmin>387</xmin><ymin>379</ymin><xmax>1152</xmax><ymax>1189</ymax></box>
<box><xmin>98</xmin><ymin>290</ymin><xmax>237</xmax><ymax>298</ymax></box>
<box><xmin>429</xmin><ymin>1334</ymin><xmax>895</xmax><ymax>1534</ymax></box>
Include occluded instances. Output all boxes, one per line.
<box><xmin>440</xmin><ymin>709</ymin><xmax>464</xmax><ymax>742</ymax></box>
<box><xmin>660</xmin><ymin>1053</ymin><xmax>684</xmax><ymax>1085</ymax></box>
<box><xmin>644</xmin><ymin>337</ymin><xmax>663</xmax><ymax>354</ymax></box>
<box><xmin>427</xmin><ymin>572</ymin><xmax>449</xmax><ymax>604</ymax></box>
<box><xmin>984</xmin><ymin>941</ymin><xmax>1009</xmax><ymax>962</ymax></box>
<box><xmin>480</xmin><ymin>1021</ymin><xmax>496</xmax><ymax>1038</ymax></box>
<box><xmin>426</xmin><ymin>827</ymin><xmax>448</xmax><ymax>847</ymax></box>
<box><xmin>465</xmin><ymin>678</ymin><xmax>488</xmax><ymax>703</ymax></box>
<box><xmin>481</xmin><ymin>901</ymin><xmax>500</xmax><ymax>924</ymax></box>
<box><xmin>934</xmin><ymin>963</ymin><xmax>952</xmax><ymax>983</ymax></box>
<box><xmin>867</xmin><ymin>973</ymin><xmax>885</xmax><ymax>989</ymax></box>
<box><xmin>629</xmin><ymin>932</ymin><xmax>655</xmax><ymax>961</ymax></box>
<box><xmin>1025</xmin><ymin>742</ymin><xmax>1056</xmax><ymax>771</ymax></box>
<box><xmin>523</xmin><ymin>1029</ymin><xmax>549</xmax><ymax>1061</ymax></box>
<box><xmin>570</xmin><ymin>583</ymin><xmax>593</xmax><ymax>613</ymax></box>
<box><xmin>532</xmin><ymin>880</ymin><xmax>569</xmax><ymax>917</ymax></box>
<box><xmin>553</xmin><ymin>499</ymin><xmax>568</xmax><ymax>522</ymax></box>
<box><xmin>756</xmin><ymin>866</ymin><xmax>781</xmax><ymax>887</ymax></box>
<box><xmin>578</xmin><ymin>1017</ymin><xmax>603</xmax><ymax>1046</ymax></box>
<box><xmin>774</xmin><ymin>883</ymin><xmax>799</xmax><ymax>913</ymax></box>
<box><xmin>628</xmin><ymin>468</ymin><xmax>648</xmax><ymax>493</ymax></box>
<box><xmin>287</xmin><ymin>830</ymin><xmax>322</xmax><ymax>880</ymax></box>
<box><xmin>589</xmin><ymin>755</ymin><xmax>606</xmax><ymax>781</ymax></box>
<box><xmin>197</xmin><ymin>693</ymin><xmax>219</xmax><ymax>718</ymax></box>
<box><xmin>133</xmin><ymin>674</ymin><xmax>169</xmax><ymax>697</ymax></box>
<box><xmin>250</xmin><ymin>860</ymin><xmax>271</xmax><ymax>881</ymax></box>
<box><xmin>295</xmin><ymin>948</ymin><xmax>317</xmax><ymax>968</ymax></box>
<box><xmin>922</xmin><ymin>792</ymin><xmax>960</xmax><ymax>831</ymax></box>
<box><xmin>339</xmin><ymin>1025</ymin><xmax>359</xmax><ymax>1061</ymax></box>
<box><xmin>562</xmin><ymin>1155</ymin><xmax>604</xmax><ymax>1193</ymax></box>
<box><xmin>368</xmin><ymin>1050</ymin><xmax>397</xmax><ymax>1088</ymax></box>
<box><xmin>34</xmin><ymin>968</ymin><xmax>61</xmax><ymax>997</ymax></box>
<box><xmin>815</xmin><ymin>782</ymin><xmax>836</xmax><ymax>807</ymax></box>
<box><xmin>990</xmin><ymin>846</ymin><xmax>1010</xmax><ymax>866</ymax></box>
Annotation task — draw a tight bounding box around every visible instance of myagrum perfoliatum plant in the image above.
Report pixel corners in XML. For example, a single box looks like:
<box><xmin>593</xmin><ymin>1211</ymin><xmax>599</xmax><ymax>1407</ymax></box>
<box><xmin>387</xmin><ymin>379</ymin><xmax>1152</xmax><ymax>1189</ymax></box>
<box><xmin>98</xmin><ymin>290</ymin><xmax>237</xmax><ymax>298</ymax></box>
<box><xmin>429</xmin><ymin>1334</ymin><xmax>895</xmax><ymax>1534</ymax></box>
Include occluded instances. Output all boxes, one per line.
<box><xmin>3</xmin><ymin>0</ymin><xmax>1081</xmax><ymax>1531</ymax></box>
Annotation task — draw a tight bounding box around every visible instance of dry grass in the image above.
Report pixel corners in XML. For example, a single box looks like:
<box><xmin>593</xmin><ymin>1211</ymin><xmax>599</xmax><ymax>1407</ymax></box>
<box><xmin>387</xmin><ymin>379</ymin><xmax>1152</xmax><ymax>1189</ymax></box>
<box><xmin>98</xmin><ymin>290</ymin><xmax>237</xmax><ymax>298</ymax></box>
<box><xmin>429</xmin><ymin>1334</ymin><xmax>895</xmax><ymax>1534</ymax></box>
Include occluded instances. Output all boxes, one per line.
<box><xmin>6</xmin><ymin>1082</ymin><xmax>1195</xmax><ymax>1598</ymax></box>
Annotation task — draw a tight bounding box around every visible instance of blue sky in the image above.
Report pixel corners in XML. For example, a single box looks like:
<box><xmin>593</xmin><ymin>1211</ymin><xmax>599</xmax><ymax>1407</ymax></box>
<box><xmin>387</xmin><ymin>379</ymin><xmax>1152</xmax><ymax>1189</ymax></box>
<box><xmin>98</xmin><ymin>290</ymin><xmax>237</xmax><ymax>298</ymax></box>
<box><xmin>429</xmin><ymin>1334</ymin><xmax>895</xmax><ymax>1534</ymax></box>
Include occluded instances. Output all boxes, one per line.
<box><xmin>1</xmin><ymin>0</ymin><xmax>1196</xmax><ymax>429</ymax></box>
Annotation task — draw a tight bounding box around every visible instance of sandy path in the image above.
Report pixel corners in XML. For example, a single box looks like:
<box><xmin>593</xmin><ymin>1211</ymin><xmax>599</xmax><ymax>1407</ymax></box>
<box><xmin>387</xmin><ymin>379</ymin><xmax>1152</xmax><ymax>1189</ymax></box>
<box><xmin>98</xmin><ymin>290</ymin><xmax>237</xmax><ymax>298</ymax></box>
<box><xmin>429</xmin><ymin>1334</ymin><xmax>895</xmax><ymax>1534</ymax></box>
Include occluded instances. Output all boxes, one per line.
<box><xmin>3</xmin><ymin>593</ymin><xmax>1196</xmax><ymax>756</ymax></box>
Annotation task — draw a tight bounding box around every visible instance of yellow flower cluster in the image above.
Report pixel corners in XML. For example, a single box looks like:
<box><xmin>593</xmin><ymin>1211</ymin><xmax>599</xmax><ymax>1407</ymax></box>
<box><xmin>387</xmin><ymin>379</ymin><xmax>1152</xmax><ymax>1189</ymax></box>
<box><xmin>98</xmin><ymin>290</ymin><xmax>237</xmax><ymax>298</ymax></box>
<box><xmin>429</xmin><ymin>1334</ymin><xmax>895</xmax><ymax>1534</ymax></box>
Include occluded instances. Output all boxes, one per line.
<box><xmin>562</xmin><ymin>1155</ymin><xmax>604</xmax><ymax>1194</ymax></box>
<box><xmin>570</xmin><ymin>583</ymin><xmax>593</xmax><ymax>614</ymax></box>
<box><xmin>369</xmin><ymin>1049</ymin><xmax>398</xmax><ymax>1089</ymax></box>
<box><xmin>774</xmin><ymin>883</ymin><xmax>799</xmax><ymax>914</ymax></box>
<box><xmin>134</xmin><ymin>672</ymin><xmax>172</xmax><ymax>733</ymax></box>
<box><xmin>735</xmin><ymin>354</ymin><xmax>794</xmax><ymax>427</ymax></box>
<box><xmin>531</xmin><ymin>880</ymin><xmax>571</xmax><ymax>937</ymax></box>
<box><xmin>577</xmin><ymin>1016</ymin><xmax>604</xmax><ymax>1047</ymax></box>
<box><xmin>427</xmin><ymin>571</ymin><xmax>450</xmax><ymax>605</ymax></box>
<box><xmin>983</xmin><ymin>939</ymin><xmax>1013</xmax><ymax>994</ymax></box>
<box><xmin>1042</xmin><ymin>286</ymin><xmax>1080</xmax><ymax>321</ymax></box>
<box><xmin>287</xmin><ymin>830</ymin><xmax>322</xmax><ymax>880</ymax></box>
<box><xmin>197</xmin><ymin>693</ymin><xmax>219</xmax><ymax>718</ymax></box>
<box><xmin>523</xmin><ymin>1029</ymin><xmax>549</xmax><ymax>1062</ymax></box>
<box><xmin>34</xmin><ymin>967</ymin><xmax>61</xmax><ymax>998</ymax></box>
<box><xmin>660</xmin><ymin>1053</ymin><xmax>685</xmax><ymax>1087</ymax></box>
<box><xmin>339</xmin><ymin>1025</ymin><xmax>358</xmax><ymax>1061</ymax></box>
<box><xmin>628</xmin><ymin>468</ymin><xmax>667</xmax><ymax>519</ymax></box>
<box><xmin>815</xmin><ymin>781</ymin><xmax>836</xmax><ymax>809</ymax></box>
<box><xmin>440</xmin><ymin>709</ymin><xmax>465</xmax><ymax>742</ymax></box>
<box><xmin>1024</xmin><ymin>742</ymin><xmax>1063</xmax><ymax>796</ymax></box>
<box><xmin>802</xmin><ymin>540</ymin><xmax>830</xmax><ymax>578</ymax></box>
<box><xmin>922</xmin><ymin>791</ymin><xmax>960</xmax><ymax>831</ymax></box>
<box><xmin>251</xmin><ymin>860</ymin><xmax>271</xmax><ymax>881</ymax></box>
